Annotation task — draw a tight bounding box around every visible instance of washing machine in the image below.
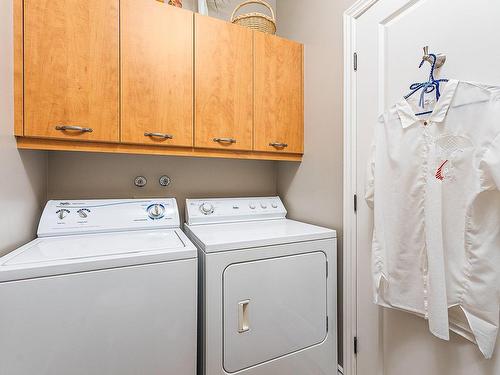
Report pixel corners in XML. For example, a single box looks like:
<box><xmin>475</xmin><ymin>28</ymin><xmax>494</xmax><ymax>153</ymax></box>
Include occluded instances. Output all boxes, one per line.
<box><xmin>0</xmin><ymin>198</ymin><xmax>197</xmax><ymax>375</ymax></box>
<box><xmin>184</xmin><ymin>197</ymin><xmax>337</xmax><ymax>375</ymax></box>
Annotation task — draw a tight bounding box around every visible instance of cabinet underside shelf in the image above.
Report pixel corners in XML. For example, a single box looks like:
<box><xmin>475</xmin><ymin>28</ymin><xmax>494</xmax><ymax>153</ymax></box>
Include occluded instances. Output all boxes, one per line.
<box><xmin>16</xmin><ymin>137</ymin><xmax>303</xmax><ymax>162</ymax></box>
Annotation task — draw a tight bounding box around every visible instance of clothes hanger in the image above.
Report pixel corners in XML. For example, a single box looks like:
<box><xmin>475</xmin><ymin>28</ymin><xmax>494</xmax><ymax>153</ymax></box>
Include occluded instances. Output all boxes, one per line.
<box><xmin>405</xmin><ymin>46</ymin><xmax>448</xmax><ymax>116</ymax></box>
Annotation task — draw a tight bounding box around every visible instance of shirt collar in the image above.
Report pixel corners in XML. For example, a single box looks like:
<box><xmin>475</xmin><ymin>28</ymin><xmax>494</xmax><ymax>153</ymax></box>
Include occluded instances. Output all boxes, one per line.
<box><xmin>396</xmin><ymin>79</ymin><xmax>459</xmax><ymax>129</ymax></box>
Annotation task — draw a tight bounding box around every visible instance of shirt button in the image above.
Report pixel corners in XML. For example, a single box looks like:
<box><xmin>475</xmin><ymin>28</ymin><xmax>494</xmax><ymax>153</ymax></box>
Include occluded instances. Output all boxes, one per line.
<box><xmin>423</xmin><ymin>121</ymin><xmax>428</xmax><ymax>126</ymax></box>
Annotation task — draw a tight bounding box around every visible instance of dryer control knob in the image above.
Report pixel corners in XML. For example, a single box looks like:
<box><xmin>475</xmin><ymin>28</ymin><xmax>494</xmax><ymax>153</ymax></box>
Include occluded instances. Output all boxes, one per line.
<box><xmin>200</xmin><ymin>202</ymin><xmax>214</xmax><ymax>215</ymax></box>
<box><xmin>249</xmin><ymin>203</ymin><xmax>256</xmax><ymax>210</ymax></box>
<box><xmin>147</xmin><ymin>204</ymin><xmax>165</xmax><ymax>220</ymax></box>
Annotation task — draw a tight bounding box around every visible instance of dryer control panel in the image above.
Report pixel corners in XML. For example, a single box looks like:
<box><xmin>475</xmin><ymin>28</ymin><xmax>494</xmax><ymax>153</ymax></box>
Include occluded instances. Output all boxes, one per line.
<box><xmin>38</xmin><ymin>198</ymin><xmax>180</xmax><ymax>237</ymax></box>
<box><xmin>185</xmin><ymin>197</ymin><xmax>287</xmax><ymax>225</ymax></box>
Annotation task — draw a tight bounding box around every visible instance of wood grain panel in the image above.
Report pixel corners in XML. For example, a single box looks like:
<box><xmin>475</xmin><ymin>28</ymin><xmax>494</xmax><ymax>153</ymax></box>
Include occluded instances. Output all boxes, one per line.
<box><xmin>254</xmin><ymin>32</ymin><xmax>304</xmax><ymax>154</ymax></box>
<box><xmin>16</xmin><ymin>137</ymin><xmax>302</xmax><ymax>161</ymax></box>
<box><xmin>195</xmin><ymin>15</ymin><xmax>253</xmax><ymax>151</ymax></box>
<box><xmin>121</xmin><ymin>0</ymin><xmax>193</xmax><ymax>147</ymax></box>
<box><xmin>14</xmin><ymin>0</ymin><xmax>23</xmax><ymax>136</ymax></box>
<box><xmin>24</xmin><ymin>0</ymin><xmax>119</xmax><ymax>141</ymax></box>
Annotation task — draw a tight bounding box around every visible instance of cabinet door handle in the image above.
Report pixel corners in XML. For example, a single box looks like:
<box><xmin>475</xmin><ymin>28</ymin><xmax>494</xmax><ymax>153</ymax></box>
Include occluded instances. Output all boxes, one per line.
<box><xmin>238</xmin><ymin>299</ymin><xmax>250</xmax><ymax>333</ymax></box>
<box><xmin>55</xmin><ymin>125</ymin><xmax>93</xmax><ymax>133</ymax></box>
<box><xmin>144</xmin><ymin>132</ymin><xmax>173</xmax><ymax>139</ymax></box>
<box><xmin>269</xmin><ymin>142</ymin><xmax>288</xmax><ymax>148</ymax></box>
<box><xmin>213</xmin><ymin>137</ymin><xmax>236</xmax><ymax>144</ymax></box>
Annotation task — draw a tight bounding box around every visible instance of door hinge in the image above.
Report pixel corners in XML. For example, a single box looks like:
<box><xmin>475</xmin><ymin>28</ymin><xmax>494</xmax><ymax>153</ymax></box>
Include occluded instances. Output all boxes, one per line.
<box><xmin>353</xmin><ymin>194</ymin><xmax>358</xmax><ymax>212</ymax></box>
<box><xmin>353</xmin><ymin>52</ymin><xmax>358</xmax><ymax>71</ymax></box>
<box><xmin>354</xmin><ymin>336</ymin><xmax>358</xmax><ymax>355</ymax></box>
<box><xmin>326</xmin><ymin>316</ymin><xmax>329</xmax><ymax>332</ymax></box>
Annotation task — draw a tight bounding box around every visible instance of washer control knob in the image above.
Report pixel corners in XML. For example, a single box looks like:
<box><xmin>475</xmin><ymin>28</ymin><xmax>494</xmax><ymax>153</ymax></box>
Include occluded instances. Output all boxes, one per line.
<box><xmin>147</xmin><ymin>204</ymin><xmax>165</xmax><ymax>220</ymax></box>
<box><xmin>271</xmin><ymin>202</ymin><xmax>278</xmax><ymax>208</ymax></box>
<box><xmin>261</xmin><ymin>203</ymin><xmax>268</xmax><ymax>209</ymax></box>
<box><xmin>200</xmin><ymin>202</ymin><xmax>214</xmax><ymax>215</ymax></box>
<box><xmin>56</xmin><ymin>209</ymin><xmax>70</xmax><ymax>220</ymax></box>
<box><xmin>249</xmin><ymin>203</ymin><xmax>256</xmax><ymax>210</ymax></box>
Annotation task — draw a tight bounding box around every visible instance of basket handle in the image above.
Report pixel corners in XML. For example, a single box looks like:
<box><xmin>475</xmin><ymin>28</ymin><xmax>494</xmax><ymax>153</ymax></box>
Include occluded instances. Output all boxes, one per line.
<box><xmin>230</xmin><ymin>0</ymin><xmax>276</xmax><ymax>23</ymax></box>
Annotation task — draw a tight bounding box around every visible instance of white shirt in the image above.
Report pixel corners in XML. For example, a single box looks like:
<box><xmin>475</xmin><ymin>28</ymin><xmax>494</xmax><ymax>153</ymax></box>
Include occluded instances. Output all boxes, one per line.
<box><xmin>366</xmin><ymin>80</ymin><xmax>500</xmax><ymax>358</ymax></box>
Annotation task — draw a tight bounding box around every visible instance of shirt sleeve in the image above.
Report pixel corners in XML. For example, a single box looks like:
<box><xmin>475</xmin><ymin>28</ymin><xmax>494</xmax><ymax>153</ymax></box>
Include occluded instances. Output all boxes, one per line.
<box><xmin>479</xmin><ymin>133</ymin><xmax>500</xmax><ymax>191</ymax></box>
<box><xmin>365</xmin><ymin>142</ymin><xmax>376</xmax><ymax>209</ymax></box>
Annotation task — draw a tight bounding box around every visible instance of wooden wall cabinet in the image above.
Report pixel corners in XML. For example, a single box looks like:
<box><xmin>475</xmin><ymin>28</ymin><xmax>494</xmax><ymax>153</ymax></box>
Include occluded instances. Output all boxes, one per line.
<box><xmin>23</xmin><ymin>0</ymin><xmax>119</xmax><ymax>142</ymax></box>
<box><xmin>121</xmin><ymin>0</ymin><xmax>193</xmax><ymax>147</ymax></box>
<box><xmin>254</xmin><ymin>32</ymin><xmax>304</xmax><ymax>154</ymax></box>
<box><xmin>195</xmin><ymin>15</ymin><xmax>253</xmax><ymax>151</ymax></box>
<box><xmin>15</xmin><ymin>0</ymin><xmax>304</xmax><ymax>161</ymax></box>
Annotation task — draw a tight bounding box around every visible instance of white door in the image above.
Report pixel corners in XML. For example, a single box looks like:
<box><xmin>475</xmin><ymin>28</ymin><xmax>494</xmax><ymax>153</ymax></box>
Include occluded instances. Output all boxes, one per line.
<box><xmin>349</xmin><ymin>0</ymin><xmax>500</xmax><ymax>374</ymax></box>
<box><xmin>223</xmin><ymin>252</ymin><xmax>327</xmax><ymax>373</ymax></box>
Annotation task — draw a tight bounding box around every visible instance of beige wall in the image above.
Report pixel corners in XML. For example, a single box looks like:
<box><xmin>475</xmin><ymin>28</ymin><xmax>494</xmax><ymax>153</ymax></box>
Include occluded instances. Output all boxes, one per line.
<box><xmin>48</xmin><ymin>152</ymin><xmax>277</xmax><ymax>220</ymax></box>
<box><xmin>183</xmin><ymin>0</ymin><xmax>276</xmax><ymax>23</ymax></box>
<box><xmin>276</xmin><ymin>0</ymin><xmax>353</xmax><ymax>231</ymax></box>
<box><xmin>276</xmin><ymin>0</ymin><xmax>356</xmax><ymax>366</ymax></box>
<box><xmin>0</xmin><ymin>0</ymin><xmax>47</xmax><ymax>256</ymax></box>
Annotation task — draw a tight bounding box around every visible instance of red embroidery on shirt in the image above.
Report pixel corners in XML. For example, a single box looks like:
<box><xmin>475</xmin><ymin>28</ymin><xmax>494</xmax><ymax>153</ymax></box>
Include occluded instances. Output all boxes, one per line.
<box><xmin>435</xmin><ymin>160</ymin><xmax>449</xmax><ymax>181</ymax></box>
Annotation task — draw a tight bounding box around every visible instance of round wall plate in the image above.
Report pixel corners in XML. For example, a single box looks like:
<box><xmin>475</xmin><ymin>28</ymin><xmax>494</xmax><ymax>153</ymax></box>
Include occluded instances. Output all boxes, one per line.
<box><xmin>159</xmin><ymin>175</ymin><xmax>171</xmax><ymax>187</ymax></box>
<box><xmin>134</xmin><ymin>176</ymin><xmax>147</xmax><ymax>188</ymax></box>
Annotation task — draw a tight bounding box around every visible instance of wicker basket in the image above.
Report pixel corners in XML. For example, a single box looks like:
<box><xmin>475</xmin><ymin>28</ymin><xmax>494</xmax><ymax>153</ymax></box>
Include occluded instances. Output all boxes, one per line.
<box><xmin>230</xmin><ymin>0</ymin><xmax>276</xmax><ymax>35</ymax></box>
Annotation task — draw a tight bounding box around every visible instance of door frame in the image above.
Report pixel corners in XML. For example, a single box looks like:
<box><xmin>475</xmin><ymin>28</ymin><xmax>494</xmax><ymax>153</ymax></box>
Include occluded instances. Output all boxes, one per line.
<box><xmin>343</xmin><ymin>1</ymin><xmax>379</xmax><ymax>374</ymax></box>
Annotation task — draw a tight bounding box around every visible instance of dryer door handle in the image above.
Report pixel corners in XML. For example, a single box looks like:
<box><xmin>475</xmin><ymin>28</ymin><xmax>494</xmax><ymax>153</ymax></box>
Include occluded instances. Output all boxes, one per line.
<box><xmin>238</xmin><ymin>300</ymin><xmax>250</xmax><ymax>333</ymax></box>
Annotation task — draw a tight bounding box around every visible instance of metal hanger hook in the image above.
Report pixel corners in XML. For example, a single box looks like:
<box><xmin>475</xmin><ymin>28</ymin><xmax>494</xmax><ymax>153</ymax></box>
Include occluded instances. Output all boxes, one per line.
<box><xmin>421</xmin><ymin>46</ymin><xmax>446</xmax><ymax>69</ymax></box>
<box><xmin>404</xmin><ymin>46</ymin><xmax>449</xmax><ymax>109</ymax></box>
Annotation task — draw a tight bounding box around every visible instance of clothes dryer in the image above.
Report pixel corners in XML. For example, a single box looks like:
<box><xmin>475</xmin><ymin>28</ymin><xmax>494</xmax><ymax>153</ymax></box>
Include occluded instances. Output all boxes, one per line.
<box><xmin>184</xmin><ymin>197</ymin><xmax>337</xmax><ymax>375</ymax></box>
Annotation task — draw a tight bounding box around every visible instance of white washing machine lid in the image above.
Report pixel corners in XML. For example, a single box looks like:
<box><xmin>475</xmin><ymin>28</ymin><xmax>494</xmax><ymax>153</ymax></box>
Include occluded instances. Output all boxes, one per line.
<box><xmin>0</xmin><ymin>229</ymin><xmax>196</xmax><ymax>282</ymax></box>
<box><xmin>184</xmin><ymin>219</ymin><xmax>336</xmax><ymax>253</ymax></box>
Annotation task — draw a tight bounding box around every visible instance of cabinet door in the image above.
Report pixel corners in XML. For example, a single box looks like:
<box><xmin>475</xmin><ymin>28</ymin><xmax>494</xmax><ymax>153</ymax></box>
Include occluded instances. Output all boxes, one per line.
<box><xmin>254</xmin><ymin>33</ymin><xmax>304</xmax><ymax>154</ymax></box>
<box><xmin>24</xmin><ymin>0</ymin><xmax>119</xmax><ymax>142</ymax></box>
<box><xmin>195</xmin><ymin>15</ymin><xmax>253</xmax><ymax>151</ymax></box>
<box><xmin>121</xmin><ymin>0</ymin><xmax>193</xmax><ymax>147</ymax></box>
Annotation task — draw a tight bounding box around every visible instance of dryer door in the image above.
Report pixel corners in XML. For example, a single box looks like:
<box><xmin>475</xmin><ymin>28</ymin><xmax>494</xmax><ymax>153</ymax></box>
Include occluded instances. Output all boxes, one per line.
<box><xmin>223</xmin><ymin>251</ymin><xmax>327</xmax><ymax>372</ymax></box>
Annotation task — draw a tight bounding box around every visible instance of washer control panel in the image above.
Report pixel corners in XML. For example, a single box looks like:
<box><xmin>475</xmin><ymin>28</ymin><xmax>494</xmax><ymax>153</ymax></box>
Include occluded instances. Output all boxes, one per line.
<box><xmin>185</xmin><ymin>197</ymin><xmax>286</xmax><ymax>225</ymax></box>
<box><xmin>38</xmin><ymin>198</ymin><xmax>180</xmax><ymax>237</ymax></box>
